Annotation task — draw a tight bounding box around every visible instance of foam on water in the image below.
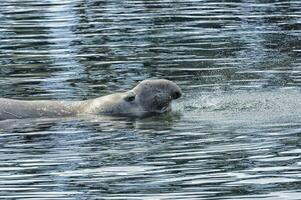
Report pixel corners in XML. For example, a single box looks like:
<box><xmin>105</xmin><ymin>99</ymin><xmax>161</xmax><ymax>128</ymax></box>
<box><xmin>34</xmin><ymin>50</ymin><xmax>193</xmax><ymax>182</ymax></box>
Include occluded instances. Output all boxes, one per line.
<box><xmin>177</xmin><ymin>88</ymin><xmax>301</xmax><ymax>124</ymax></box>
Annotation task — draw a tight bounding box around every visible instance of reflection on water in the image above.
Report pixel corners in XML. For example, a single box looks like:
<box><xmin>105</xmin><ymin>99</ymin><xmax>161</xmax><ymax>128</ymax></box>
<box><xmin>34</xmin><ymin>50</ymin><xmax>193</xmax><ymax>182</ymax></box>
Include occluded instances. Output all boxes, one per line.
<box><xmin>0</xmin><ymin>0</ymin><xmax>301</xmax><ymax>199</ymax></box>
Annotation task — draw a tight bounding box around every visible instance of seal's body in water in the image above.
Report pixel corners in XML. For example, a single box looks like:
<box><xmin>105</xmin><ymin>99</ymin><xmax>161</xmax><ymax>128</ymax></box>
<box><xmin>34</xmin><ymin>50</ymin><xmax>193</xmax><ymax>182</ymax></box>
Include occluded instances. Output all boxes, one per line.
<box><xmin>0</xmin><ymin>79</ymin><xmax>182</xmax><ymax>120</ymax></box>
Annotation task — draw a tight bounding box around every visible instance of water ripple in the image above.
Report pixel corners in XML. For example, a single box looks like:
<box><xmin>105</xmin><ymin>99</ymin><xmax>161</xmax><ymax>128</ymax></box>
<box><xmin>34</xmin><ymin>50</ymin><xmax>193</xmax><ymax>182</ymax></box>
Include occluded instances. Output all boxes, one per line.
<box><xmin>1</xmin><ymin>0</ymin><xmax>301</xmax><ymax>199</ymax></box>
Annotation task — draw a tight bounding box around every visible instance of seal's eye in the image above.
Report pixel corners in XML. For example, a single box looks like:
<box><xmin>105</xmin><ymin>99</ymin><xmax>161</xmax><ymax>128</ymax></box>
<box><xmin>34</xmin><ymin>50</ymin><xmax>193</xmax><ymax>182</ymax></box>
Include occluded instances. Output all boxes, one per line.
<box><xmin>124</xmin><ymin>91</ymin><xmax>136</xmax><ymax>102</ymax></box>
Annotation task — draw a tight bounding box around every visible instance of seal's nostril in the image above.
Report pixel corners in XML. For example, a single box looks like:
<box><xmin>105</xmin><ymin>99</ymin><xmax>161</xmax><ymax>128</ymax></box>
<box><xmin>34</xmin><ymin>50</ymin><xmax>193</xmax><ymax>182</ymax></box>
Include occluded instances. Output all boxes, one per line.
<box><xmin>173</xmin><ymin>91</ymin><xmax>182</xmax><ymax>99</ymax></box>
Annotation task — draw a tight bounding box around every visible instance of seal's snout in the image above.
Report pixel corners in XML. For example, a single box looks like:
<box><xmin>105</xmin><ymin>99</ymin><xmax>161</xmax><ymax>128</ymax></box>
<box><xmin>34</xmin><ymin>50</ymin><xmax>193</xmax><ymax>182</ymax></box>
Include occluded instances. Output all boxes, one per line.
<box><xmin>132</xmin><ymin>79</ymin><xmax>182</xmax><ymax>114</ymax></box>
<box><xmin>172</xmin><ymin>90</ymin><xmax>182</xmax><ymax>100</ymax></box>
<box><xmin>170</xmin><ymin>82</ymin><xmax>182</xmax><ymax>100</ymax></box>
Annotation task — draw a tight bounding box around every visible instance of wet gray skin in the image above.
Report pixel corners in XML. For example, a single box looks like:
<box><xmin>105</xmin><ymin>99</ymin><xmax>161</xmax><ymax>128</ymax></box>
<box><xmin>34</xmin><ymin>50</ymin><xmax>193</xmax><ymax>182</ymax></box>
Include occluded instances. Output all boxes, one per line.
<box><xmin>0</xmin><ymin>79</ymin><xmax>182</xmax><ymax>120</ymax></box>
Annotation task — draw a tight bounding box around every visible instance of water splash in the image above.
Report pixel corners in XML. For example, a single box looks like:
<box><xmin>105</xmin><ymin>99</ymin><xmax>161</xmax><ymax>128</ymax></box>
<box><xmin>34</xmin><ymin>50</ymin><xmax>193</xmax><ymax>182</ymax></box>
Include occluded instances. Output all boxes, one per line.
<box><xmin>178</xmin><ymin>88</ymin><xmax>301</xmax><ymax>124</ymax></box>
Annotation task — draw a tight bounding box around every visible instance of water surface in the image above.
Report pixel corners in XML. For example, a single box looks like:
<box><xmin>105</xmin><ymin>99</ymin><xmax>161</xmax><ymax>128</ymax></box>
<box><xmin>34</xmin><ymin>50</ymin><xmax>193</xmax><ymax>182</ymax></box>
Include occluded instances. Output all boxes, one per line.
<box><xmin>0</xmin><ymin>0</ymin><xmax>301</xmax><ymax>199</ymax></box>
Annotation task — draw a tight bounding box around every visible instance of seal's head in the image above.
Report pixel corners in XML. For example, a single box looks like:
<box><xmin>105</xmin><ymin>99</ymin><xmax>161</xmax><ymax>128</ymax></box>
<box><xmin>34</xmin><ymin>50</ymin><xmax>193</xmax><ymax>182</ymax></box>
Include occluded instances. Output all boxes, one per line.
<box><xmin>89</xmin><ymin>79</ymin><xmax>182</xmax><ymax>117</ymax></box>
<box><xmin>129</xmin><ymin>79</ymin><xmax>182</xmax><ymax>115</ymax></box>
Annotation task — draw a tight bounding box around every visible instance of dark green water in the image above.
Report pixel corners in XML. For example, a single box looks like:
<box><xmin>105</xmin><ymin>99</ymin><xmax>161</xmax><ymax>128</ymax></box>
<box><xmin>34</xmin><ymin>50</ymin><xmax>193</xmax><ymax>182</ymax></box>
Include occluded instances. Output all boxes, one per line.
<box><xmin>0</xmin><ymin>0</ymin><xmax>301</xmax><ymax>199</ymax></box>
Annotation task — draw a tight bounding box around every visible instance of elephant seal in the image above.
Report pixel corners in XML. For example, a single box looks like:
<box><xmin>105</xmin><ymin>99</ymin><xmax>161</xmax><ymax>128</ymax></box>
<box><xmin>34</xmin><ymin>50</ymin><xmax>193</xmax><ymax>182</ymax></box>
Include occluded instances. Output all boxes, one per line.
<box><xmin>0</xmin><ymin>79</ymin><xmax>182</xmax><ymax>120</ymax></box>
